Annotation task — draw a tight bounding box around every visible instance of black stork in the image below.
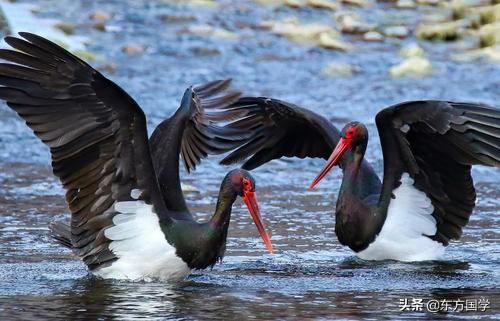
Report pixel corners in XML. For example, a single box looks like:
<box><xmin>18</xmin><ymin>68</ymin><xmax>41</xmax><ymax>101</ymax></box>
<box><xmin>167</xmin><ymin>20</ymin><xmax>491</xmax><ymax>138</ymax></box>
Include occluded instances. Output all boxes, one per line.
<box><xmin>220</xmin><ymin>97</ymin><xmax>500</xmax><ymax>261</ymax></box>
<box><xmin>0</xmin><ymin>33</ymin><xmax>272</xmax><ymax>281</ymax></box>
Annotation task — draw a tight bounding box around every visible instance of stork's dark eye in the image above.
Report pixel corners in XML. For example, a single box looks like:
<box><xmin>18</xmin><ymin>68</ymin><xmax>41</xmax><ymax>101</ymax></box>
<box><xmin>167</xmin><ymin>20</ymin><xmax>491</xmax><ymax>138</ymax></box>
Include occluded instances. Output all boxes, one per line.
<box><xmin>345</xmin><ymin>128</ymin><xmax>356</xmax><ymax>138</ymax></box>
<box><xmin>242</xmin><ymin>177</ymin><xmax>252</xmax><ymax>191</ymax></box>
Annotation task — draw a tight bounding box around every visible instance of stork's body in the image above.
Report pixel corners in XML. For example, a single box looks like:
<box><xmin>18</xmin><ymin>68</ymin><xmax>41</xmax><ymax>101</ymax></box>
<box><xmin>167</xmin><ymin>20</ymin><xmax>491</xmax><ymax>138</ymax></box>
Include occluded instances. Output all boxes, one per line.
<box><xmin>223</xmin><ymin>98</ymin><xmax>500</xmax><ymax>261</ymax></box>
<box><xmin>0</xmin><ymin>33</ymin><xmax>272</xmax><ymax>281</ymax></box>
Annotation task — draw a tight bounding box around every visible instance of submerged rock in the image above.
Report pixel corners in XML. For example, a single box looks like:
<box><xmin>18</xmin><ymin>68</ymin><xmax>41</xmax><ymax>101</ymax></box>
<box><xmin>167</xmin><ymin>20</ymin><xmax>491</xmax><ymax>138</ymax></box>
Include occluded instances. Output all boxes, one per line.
<box><xmin>363</xmin><ymin>31</ymin><xmax>384</xmax><ymax>41</ymax></box>
<box><xmin>158</xmin><ymin>14</ymin><xmax>197</xmax><ymax>23</ymax></box>
<box><xmin>191</xmin><ymin>46</ymin><xmax>221</xmax><ymax>55</ymax></box>
<box><xmin>383</xmin><ymin>26</ymin><xmax>409</xmax><ymax>38</ymax></box>
<box><xmin>284</xmin><ymin>0</ymin><xmax>338</xmax><ymax>9</ymax></box>
<box><xmin>98</xmin><ymin>62</ymin><xmax>117</xmax><ymax>73</ymax></box>
<box><xmin>396</xmin><ymin>0</ymin><xmax>416</xmax><ymax>9</ymax></box>
<box><xmin>189</xmin><ymin>0</ymin><xmax>218</xmax><ymax>7</ymax></box>
<box><xmin>254</xmin><ymin>0</ymin><xmax>287</xmax><ymax>4</ymax></box>
<box><xmin>451</xmin><ymin>45</ymin><xmax>500</xmax><ymax>62</ymax></box>
<box><xmin>181</xmin><ymin>183</ymin><xmax>200</xmax><ymax>193</ymax></box>
<box><xmin>416</xmin><ymin>21</ymin><xmax>463</xmax><ymax>40</ymax></box>
<box><xmin>185</xmin><ymin>24</ymin><xmax>238</xmax><ymax>39</ymax></box>
<box><xmin>269</xmin><ymin>20</ymin><xmax>331</xmax><ymax>42</ymax></box>
<box><xmin>335</xmin><ymin>12</ymin><xmax>375</xmax><ymax>34</ymax></box>
<box><xmin>93</xmin><ymin>22</ymin><xmax>106</xmax><ymax>31</ymax></box>
<box><xmin>321</xmin><ymin>62</ymin><xmax>356</xmax><ymax>76</ymax></box>
<box><xmin>474</xmin><ymin>4</ymin><xmax>500</xmax><ymax>24</ymax></box>
<box><xmin>307</xmin><ymin>0</ymin><xmax>338</xmax><ymax>10</ymax></box>
<box><xmin>285</xmin><ymin>0</ymin><xmax>304</xmax><ymax>7</ymax></box>
<box><xmin>400</xmin><ymin>42</ymin><xmax>425</xmax><ymax>57</ymax></box>
<box><xmin>122</xmin><ymin>43</ymin><xmax>146</xmax><ymax>55</ymax></box>
<box><xmin>90</xmin><ymin>10</ymin><xmax>112</xmax><ymax>22</ymax></box>
<box><xmin>416</xmin><ymin>0</ymin><xmax>440</xmax><ymax>5</ymax></box>
<box><xmin>266</xmin><ymin>18</ymin><xmax>350</xmax><ymax>50</ymax></box>
<box><xmin>54</xmin><ymin>22</ymin><xmax>75</xmax><ymax>35</ymax></box>
<box><xmin>342</xmin><ymin>0</ymin><xmax>370</xmax><ymax>6</ymax></box>
<box><xmin>390</xmin><ymin>57</ymin><xmax>432</xmax><ymax>77</ymax></box>
<box><xmin>478</xmin><ymin>22</ymin><xmax>500</xmax><ymax>47</ymax></box>
<box><xmin>318</xmin><ymin>32</ymin><xmax>352</xmax><ymax>50</ymax></box>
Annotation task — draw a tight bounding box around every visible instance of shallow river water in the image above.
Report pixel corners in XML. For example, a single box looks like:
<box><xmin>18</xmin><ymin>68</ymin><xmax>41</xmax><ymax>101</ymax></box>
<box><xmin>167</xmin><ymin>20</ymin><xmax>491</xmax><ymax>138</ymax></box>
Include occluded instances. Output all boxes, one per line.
<box><xmin>0</xmin><ymin>0</ymin><xmax>498</xmax><ymax>320</ymax></box>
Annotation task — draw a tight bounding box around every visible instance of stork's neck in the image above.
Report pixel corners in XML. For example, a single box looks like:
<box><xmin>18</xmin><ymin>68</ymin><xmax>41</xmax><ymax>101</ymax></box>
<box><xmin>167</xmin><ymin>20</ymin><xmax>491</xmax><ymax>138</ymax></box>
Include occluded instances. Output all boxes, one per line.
<box><xmin>209</xmin><ymin>181</ymin><xmax>238</xmax><ymax>231</ymax></box>
<box><xmin>335</xmin><ymin>140</ymin><xmax>384</xmax><ymax>252</ymax></box>
<box><xmin>166</xmin><ymin>178</ymin><xmax>238</xmax><ymax>270</ymax></box>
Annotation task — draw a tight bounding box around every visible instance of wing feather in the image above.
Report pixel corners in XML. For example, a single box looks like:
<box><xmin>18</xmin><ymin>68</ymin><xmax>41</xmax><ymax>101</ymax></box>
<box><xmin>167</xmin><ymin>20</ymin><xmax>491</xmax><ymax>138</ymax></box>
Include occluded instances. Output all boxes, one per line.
<box><xmin>375</xmin><ymin>100</ymin><xmax>500</xmax><ymax>245</ymax></box>
<box><xmin>220</xmin><ymin>97</ymin><xmax>341</xmax><ymax>170</ymax></box>
<box><xmin>0</xmin><ymin>32</ymin><xmax>170</xmax><ymax>270</ymax></box>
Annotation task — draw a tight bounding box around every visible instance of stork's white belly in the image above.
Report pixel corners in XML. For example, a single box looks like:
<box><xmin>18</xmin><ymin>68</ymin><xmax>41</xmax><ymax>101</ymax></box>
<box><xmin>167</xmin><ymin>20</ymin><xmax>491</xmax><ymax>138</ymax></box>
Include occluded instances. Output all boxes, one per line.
<box><xmin>94</xmin><ymin>200</ymin><xmax>191</xmax><ymax>281</ymax></box>
<box><xmin>357</xmin><ymin>173</ymin><xmax>445</xmax><ymax>261</ymax></box>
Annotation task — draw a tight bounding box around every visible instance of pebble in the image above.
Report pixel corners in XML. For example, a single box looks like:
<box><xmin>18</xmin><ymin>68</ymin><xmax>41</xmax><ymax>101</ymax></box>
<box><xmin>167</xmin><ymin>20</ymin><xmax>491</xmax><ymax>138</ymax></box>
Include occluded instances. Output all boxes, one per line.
<box><xmin>98</xmin><ymin>62</ymin><xmax>117</xmax><ymax>73</ymax></box>
<box><xmin>181</xmin><ymin>183</ymin><xmax>200</xmax><ymax>193</ymax></box>
<box><xmin>335</xmin><ymin>12</ymin><xmax>375</xmax><ymax>34</ymax></box>
<box><xmin>321</xmin><ymin>62</ymin><xmax>355</xmax><ymax>76</ymax></box>
<box><xmin>342</xmin><ymin>0</ymin><xmax>370</xmax><ymax>6</ymax></box>
<box><xmin>54</xmin><ymin>22</ymin><xmax>75</xmax><ymax>35</ymax></box>
<box><xmin>416</xmin><ymin>0</ymin><xmax>441</xmax><ymax>5</ymax></box>
<box><xmin>318</xmin><ymin>32</ymin><xmax>352</xmax><ymax>50</ymax></box>
<box><xmin>396</xmin><ymin>0</ymin><xmax>416</xmax><ymax>8</ymax></box>
<box><xmin>389</xmin><ymin>57</ymin><xmax>432</xmax><ymax>77</ymax></box>
<box><xmin>307</xmin><ymin>0</ymin><xmax>338</xmax><ymax>10</ymax></box>
<box><xmin>285</xmin><ymin>0</ymin><xmax>304</xmax><ymax>7</ymax></box>
<box><xmin>93</xmin><ymin>22</ymin><xmax>106</xmax><ymax>31</ymax></box>
<box><xmin>158</xmin><ymin>14</ymin><xmax>197</xmax><ymax>23</ymax></box>
<box><xmin>383</xmin><ymin>26</ymin><xmax>409</xmax><ymax>38</ymax></box>
<box><xmin>478</xmin><ymin>22</ymin><xmax>500</xmax><ymax>47</ymax></box>
<box><xmin>400</xmin><ymin>43</ymin><xmax>425</xmax><ymax>57</ymax></box>
<box><xmin>122</xmin><ymin>43</ymin><xmax>146</xmax><ymax>55</ymax></box>
<box><xmin>90</xmin><ymin>10</ymin><xmax>112</xmax><ymax>22</ymax></box>
<box><xmin>416</xmin><ymin>21</ymin><xmax>461</xmax><ymax>41</ymax></box>
<box><xmin>363</xmin><ymin>31</ymin><xmax>384</xmax><ymax>41</ymax></box>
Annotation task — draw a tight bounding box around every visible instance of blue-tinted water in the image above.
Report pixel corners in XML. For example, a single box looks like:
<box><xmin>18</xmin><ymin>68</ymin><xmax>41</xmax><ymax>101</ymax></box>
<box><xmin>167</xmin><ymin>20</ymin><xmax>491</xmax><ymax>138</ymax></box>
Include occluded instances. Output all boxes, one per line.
<box><xmin>0</xmin><ymin>0</ymin><xmax>498</xmax><ymax>320</ymax></box>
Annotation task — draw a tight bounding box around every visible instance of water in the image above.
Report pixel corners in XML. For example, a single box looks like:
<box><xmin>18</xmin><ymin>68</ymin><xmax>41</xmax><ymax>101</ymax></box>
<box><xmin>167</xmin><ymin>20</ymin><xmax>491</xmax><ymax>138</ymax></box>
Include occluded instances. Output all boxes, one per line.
<box><xmin>0</xmin><ymin>0</ymin><xmax>499</xmax><ymax>320</ymax></box>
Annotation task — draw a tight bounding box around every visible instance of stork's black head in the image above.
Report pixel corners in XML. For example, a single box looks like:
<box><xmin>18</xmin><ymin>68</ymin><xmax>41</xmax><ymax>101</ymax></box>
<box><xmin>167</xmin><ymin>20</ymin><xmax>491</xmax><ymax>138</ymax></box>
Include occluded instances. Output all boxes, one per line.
<box><xmin>341</xmin><ymin>121</ymin><xmax>369</xmax><ymax>147</ymax></box>
<box><xmin>309</xmin><ymin>121</ymin><xmax>368</xmax><ymax>189</ymax></box>
<box><xmin>219</xmin><ymin>169</ymin><xmax>272</xmax><ymax>253</ymax></box>
<box><xmin>225</xmin><ymin>168</ymin><xmax>256</xmax><ymax>196</ymax></box>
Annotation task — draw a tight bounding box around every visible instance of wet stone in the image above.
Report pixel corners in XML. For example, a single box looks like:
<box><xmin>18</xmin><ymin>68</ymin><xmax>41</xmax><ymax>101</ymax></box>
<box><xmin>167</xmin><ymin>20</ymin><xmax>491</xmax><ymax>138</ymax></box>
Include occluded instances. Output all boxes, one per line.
<box><xmin>335</xmin><ymin>12</ymin><xmax>375</xmax><ymax>34</ymax></box>
<box><xmin>396</xmin><ymin>0</ymin><xmax>416</xmax><ymax>8</ymax></box>
<box><xmin>54</xmin><ymin>22</ymin><xmax>75</xmax><ymax>35</ymax></box>
<box><xmin>390</xmin><ymin>56</ymin><xmax>432</xmax><ymax>77</ymax></box>
<box><xmin>383</xmin><ymin>26</ymin><xmax>409</xmax><ymax>38</ymax></box>
<box><xmin>400</xmin><ymin>42</ymin><xmax>425</xmax><ymax>57</ymax></box>
<box><xmin>122</xmin><ymin>43</ymin><xmax>147</xmax><ymax>55</ymax></box>
<box><xmin>90</xmin><ymin>10</ymin><xmax>112</xmax><ymax>22</ymax></box>
<box><xmin>321</xmin><ymin>62</ymin><xmax>356</xmax><ymax>76</ymax></box>
<box><xmin>363</xmin><ymin>31</ymin><xmax>384</xmax><ymax>41</ymax></box>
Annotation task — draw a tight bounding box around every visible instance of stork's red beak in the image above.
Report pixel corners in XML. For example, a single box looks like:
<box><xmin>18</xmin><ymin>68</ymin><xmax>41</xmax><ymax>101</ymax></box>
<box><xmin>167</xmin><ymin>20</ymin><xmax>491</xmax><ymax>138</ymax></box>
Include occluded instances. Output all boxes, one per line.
<box><xmin>243</xmin><ymin>190</ymin><xmax>273</xmax><ymax>253</ymax></box>
<box><xmin>309</xmin><ymin>137</ymin><xmax>351</xmax><ymax>189</ymax></box>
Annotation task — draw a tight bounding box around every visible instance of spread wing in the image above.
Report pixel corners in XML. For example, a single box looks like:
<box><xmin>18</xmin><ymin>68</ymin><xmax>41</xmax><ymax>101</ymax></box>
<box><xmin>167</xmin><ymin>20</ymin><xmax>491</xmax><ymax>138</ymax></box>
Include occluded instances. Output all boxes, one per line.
<box><xmin>149</xmin><ymin>79</ymin><xmax>250</xmax><ymax>214</ymax></box>
<box><xmin>220</xmin><ymin>97</ymin><xmax>341</xmax><ymax>170</ymax></box>
<box><xmin>180</xmin><ymin>79</ymin><xmax>248</xmax><ymax>172</ymax></box>
<box><xmin>0</xmin><ymin>32</ymin><xmax>171</xmax><ymax>270</ymax></box>
<box><xmin>375</xmin><ymin>100</ymin><xmax>500</xmax><ymax>245</ymax></box>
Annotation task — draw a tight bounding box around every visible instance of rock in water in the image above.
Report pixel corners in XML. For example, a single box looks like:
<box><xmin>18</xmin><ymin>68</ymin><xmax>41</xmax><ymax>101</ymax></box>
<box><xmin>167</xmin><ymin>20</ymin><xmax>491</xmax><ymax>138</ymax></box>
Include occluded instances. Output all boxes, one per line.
<box><xmin>400</xmin><ymin>43</ymin><xmax>425</xmax><ymax>57</ymax></box>
<box><xmin>321</xmin><ymin>62</ymin><xmax>355</xmax><ymax>76</ymax></box>
<box><xmin>390</xmin><ymin>57</ymin><xmax>432</xmax><ymax>77</ymax></box>
<box><xmin>383</xmin><ymin>26</ymin><xmax>409</xmax><ymax>38</ymax></box>
<box><xmin>335</xmin><ymin>12</ymin><xmax>375</xmax><ymax>34</ymax></box>
<box><xmin>363</xmin><ymin>31</ymin><xmax>384</xmax><ymax>41</ymax></box>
